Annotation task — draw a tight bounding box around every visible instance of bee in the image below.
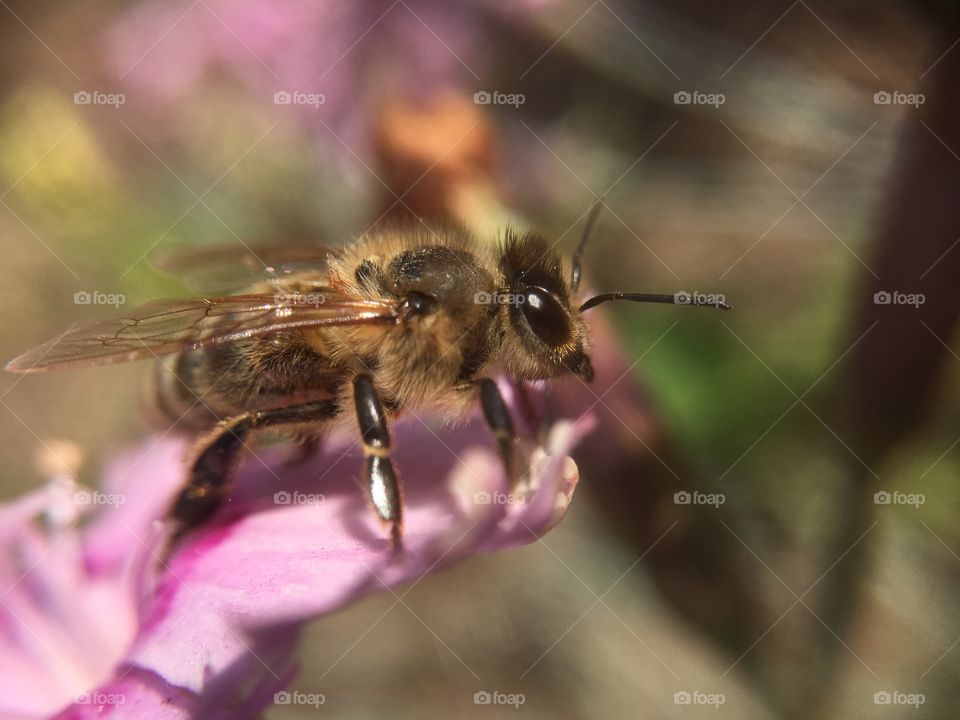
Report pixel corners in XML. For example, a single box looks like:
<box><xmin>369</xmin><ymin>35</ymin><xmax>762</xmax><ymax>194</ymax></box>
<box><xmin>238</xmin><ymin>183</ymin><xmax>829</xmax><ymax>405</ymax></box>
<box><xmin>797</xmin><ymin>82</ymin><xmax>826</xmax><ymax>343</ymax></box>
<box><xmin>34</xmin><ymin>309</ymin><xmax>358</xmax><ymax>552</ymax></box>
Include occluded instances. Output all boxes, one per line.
<box><xmin>6</xmin><ymin>208</ymin><xmax>729</xmax><ymax>552</ymax></box>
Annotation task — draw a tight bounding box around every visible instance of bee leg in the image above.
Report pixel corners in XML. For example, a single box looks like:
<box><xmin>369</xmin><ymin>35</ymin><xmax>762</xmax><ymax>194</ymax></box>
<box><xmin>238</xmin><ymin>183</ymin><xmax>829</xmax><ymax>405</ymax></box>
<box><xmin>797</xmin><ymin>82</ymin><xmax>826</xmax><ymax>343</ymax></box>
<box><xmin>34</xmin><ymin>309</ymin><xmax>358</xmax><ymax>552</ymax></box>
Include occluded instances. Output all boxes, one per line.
<box><xmin>353</xmin><ymin>374</ymin><xmax>403</xmax><ymax>552</ymax></box>
<box><xmin>165</xmin><ymin>400</ymin><xmax>339</xmax><ymax>558</ymax></box>
<box><xmin>476</xmin><ymin>378</ymin><xmax>518</xmax><ymax>489</ymax></box>
<box><xmin>165</xmin><ymin>414</ymin><xmax>254</xmax><ymax>557</ymax></box>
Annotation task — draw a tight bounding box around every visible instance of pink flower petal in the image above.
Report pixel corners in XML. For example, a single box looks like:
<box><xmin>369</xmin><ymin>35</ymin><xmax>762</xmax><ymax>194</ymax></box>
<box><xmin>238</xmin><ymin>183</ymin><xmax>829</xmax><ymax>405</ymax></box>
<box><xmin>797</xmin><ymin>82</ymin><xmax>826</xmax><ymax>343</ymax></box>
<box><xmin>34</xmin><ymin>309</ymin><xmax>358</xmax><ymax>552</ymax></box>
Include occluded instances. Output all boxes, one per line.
<box><xmin>126</xmin><ymin>412</ymin><xmax>593</xmax><ymax>695</ymax></box>
<box><xmin>2</xmin><ymin>386</ymin><xmax>594</xmax><ymax>718</ymax></box>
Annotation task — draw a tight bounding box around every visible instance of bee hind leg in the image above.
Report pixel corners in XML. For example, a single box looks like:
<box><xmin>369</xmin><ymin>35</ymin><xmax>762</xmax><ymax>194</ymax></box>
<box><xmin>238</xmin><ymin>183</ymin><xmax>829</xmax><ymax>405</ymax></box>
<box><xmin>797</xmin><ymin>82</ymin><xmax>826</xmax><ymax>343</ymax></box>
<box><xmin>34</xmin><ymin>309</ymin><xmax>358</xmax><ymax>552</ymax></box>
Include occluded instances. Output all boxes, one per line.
<box><xmin>353</xmin><ymin>374</ymin><xmax>403</xmax><ymax>553</ymax></box>
<box><xmin>166</xmin><ymin>414</ymin><xmax>253</xmax><ymax>554</ymax></box>
<box><xmin>163</xmin><ymin>400</ymin><xmax>339</xmax><ymax>561</ymax></box>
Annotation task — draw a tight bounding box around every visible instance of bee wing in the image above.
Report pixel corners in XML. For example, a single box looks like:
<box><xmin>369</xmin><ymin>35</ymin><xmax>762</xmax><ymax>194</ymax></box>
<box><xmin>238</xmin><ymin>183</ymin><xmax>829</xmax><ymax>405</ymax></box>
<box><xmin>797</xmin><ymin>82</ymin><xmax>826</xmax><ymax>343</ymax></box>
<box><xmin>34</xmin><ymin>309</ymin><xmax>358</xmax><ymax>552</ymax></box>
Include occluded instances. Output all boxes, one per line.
<box><xmin>5</xmin><ymin>292</ymin><xmax>398</xmax><ymax>373</ymax></box>
<box><xmin>153</xmin><ymin>243</ymin><xmax>341</xmax><ymax>293</ymax></box>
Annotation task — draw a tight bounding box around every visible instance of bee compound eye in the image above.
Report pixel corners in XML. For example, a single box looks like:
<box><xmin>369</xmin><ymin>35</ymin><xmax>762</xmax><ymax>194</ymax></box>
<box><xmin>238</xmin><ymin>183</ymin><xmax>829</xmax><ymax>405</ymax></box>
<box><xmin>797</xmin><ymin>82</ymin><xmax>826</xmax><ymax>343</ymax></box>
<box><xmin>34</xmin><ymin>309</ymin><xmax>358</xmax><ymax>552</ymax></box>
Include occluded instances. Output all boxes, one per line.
<box><xmin>519</xmin><ymin>287</ymin><xmax>570</xmax><ymax>348</ymax></box>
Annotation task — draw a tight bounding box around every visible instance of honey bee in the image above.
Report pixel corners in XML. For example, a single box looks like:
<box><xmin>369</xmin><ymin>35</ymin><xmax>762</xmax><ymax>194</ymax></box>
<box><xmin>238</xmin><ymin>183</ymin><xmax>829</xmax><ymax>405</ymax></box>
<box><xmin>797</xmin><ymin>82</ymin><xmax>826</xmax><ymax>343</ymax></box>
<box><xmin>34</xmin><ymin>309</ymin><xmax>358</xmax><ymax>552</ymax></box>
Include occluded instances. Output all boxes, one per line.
<box><xmin>6</xmin><ymin>210</ymin><xmax>729</xmax><ymax>552</ymax></box>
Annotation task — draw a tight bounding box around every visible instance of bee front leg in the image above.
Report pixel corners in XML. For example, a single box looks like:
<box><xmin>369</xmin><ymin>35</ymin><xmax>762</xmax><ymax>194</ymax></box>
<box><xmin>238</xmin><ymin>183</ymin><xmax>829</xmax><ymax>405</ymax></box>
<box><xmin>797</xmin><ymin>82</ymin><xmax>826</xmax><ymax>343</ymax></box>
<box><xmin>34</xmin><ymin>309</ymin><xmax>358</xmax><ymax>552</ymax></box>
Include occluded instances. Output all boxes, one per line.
<box><xmin>475</xmin><ymin>378</ymin><xmax>518</xmax><ymax>490</ymax></box>
<box><xmin>353</xmin><ymin>374</ymin><xmax>403</xmax><ymax>552</ymax></box>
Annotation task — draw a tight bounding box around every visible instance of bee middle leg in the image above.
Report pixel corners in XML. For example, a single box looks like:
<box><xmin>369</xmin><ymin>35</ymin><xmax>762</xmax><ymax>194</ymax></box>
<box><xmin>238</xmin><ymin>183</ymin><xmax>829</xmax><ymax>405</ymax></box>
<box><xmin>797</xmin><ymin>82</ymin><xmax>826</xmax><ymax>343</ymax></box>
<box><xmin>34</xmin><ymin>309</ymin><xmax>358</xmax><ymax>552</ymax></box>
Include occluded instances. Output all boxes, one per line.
<box><xmin>166</xmin><ymin>400</ymin><xmax>339</xmax><ymax>552</ymax></box>
<box><xmin>353</xmin><ymin>374</ymin><xmax>403</xmax><ymax>552</ymax></box>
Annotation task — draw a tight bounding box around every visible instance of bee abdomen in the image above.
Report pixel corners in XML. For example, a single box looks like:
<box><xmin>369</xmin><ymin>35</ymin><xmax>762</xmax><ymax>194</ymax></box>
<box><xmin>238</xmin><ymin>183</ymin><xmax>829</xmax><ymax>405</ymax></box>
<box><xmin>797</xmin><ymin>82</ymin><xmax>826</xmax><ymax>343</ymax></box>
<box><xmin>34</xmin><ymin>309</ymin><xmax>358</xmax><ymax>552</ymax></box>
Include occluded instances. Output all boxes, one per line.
<box><xmin>152</xmin><ymin>336</ymin><xmax>344</xmax><ymax>433</ymax></box>
<box><xmin>151</xmin><ymin>352</ymin><xmax>224</xmax><ymax>432</ymax></box>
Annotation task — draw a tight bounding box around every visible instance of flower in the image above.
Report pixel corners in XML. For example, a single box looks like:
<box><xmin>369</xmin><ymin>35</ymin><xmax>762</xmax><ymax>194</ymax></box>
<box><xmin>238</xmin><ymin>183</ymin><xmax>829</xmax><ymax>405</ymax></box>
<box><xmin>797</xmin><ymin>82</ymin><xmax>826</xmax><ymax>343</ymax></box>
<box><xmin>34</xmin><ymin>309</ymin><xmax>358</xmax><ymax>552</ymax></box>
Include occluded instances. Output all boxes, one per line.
<box><xmin>0</xmin><ymin>383</ymin><xmax>593</xmax><ymax>719</ymax></box>
<box><xmin>107</xmin><ymin>0</ymin><xmax>504</xmax><ymax>155</ymax></box>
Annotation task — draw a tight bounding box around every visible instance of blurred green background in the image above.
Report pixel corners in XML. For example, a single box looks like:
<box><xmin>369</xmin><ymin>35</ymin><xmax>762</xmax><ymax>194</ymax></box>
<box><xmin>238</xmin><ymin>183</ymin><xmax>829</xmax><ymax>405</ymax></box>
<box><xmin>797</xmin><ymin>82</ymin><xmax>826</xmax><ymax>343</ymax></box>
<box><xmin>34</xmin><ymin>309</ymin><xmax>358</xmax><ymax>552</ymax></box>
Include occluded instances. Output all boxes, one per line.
<box><xmin>1</xmin><ymin>1</ymin><xmax>959</xmax><ymax>717</ymax></box>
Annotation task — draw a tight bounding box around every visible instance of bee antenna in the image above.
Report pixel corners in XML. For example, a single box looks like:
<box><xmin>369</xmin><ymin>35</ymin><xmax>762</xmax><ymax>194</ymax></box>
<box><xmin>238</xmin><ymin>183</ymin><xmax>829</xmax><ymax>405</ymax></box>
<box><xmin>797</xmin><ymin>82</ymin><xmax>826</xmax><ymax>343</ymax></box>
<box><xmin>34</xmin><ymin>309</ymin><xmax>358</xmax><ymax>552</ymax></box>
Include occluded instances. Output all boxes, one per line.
<box><xmin>570</xmin><ymin>198</ymin><xmax>604</xmax><ymax>292</ymax></box>
<box><xmin>579</xmin><ymin>292</ymin><xmax>731</xmax><ymax>312</ymax></box>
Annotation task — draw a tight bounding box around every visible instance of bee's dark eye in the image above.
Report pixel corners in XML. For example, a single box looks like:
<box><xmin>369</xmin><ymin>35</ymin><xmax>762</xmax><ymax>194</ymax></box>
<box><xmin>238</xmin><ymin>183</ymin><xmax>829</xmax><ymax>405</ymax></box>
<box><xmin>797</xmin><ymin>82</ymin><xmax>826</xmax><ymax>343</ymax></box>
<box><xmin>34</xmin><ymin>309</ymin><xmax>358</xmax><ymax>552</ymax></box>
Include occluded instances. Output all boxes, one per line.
<box><xmin>520</xmin><ymin>287</ymin><xmax>570</xmax><ymax>347</ymax></box>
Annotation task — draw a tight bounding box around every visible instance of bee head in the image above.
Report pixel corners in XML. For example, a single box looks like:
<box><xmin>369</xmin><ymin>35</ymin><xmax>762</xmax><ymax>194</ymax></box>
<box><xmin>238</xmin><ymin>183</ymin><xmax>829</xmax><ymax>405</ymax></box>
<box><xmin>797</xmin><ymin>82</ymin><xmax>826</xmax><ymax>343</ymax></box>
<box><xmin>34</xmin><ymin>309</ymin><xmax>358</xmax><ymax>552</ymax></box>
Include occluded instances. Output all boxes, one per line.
<box><xmin>499</xmin><ymin>231</ymin><xmax>594</xmax><ymax>382</ymax></box>
<box><xmin>498</xmin><ymin>200</ymin><xmax>731</xmax><ymax>383</ymax></box>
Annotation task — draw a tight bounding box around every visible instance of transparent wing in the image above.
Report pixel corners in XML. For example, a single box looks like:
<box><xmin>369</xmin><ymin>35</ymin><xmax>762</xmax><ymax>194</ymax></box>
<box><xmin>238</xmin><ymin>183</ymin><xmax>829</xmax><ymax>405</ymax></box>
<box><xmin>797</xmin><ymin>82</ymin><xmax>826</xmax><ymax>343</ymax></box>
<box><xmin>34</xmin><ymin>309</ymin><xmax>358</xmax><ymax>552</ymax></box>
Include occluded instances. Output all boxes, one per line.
<box><xmin>153</xmin><ymin>243</ymin><xmax>341</xmax><ymax>293</ymax></box>
<box><xmin>5</xmin><ymin>292</ymin><xmax>397</xmax><ymax>373</ymax></box>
